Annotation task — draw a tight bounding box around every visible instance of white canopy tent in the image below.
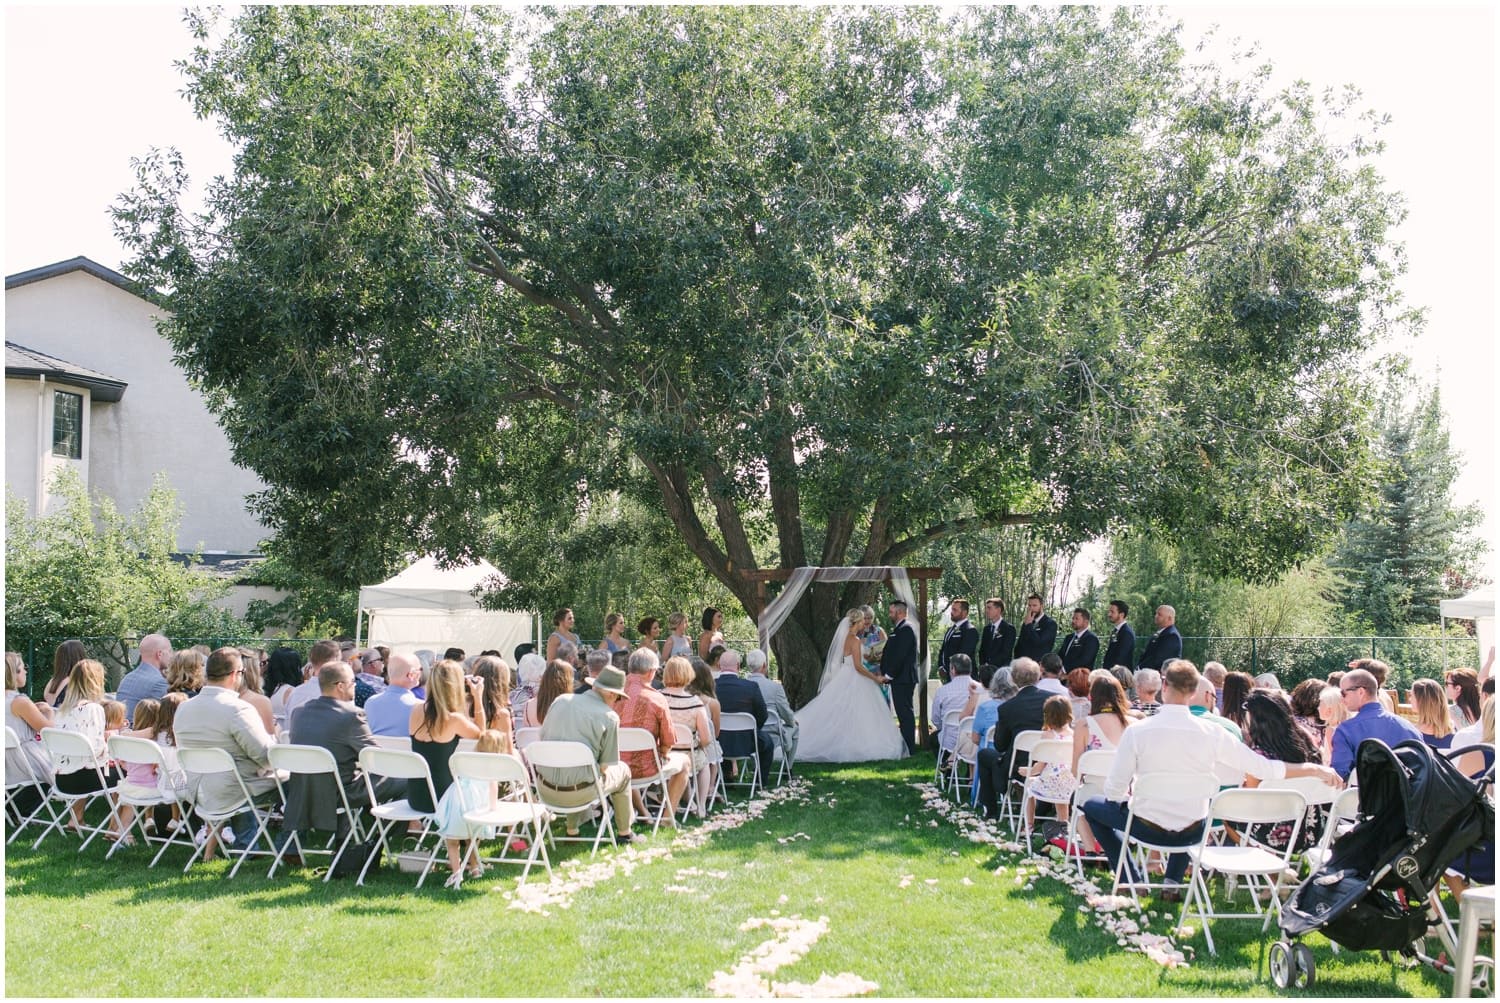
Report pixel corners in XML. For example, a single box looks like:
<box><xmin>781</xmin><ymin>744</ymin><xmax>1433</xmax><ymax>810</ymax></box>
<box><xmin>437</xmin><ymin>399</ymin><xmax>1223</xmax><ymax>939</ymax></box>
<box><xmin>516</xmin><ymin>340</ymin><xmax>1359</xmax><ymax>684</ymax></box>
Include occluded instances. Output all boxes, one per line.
<box><xmin>1440</xmin><ymin>585</ymin><xmax>1495</xmax><ymax>670</ymax></box>
<box><xmin>355</xmin><ymin>556</ymin><xmax>537</xmax><ymax>661</ymax></box>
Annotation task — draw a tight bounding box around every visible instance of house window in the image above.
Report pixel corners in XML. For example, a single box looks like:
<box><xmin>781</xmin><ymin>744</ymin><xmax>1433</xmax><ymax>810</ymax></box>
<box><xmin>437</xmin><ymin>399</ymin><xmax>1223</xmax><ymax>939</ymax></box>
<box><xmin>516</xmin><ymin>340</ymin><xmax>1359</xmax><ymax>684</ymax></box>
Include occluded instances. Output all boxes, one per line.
<box><xmin>52</xmin><ymin>390</ymin><xmax>83</xmax><ymax>459</ymax></box>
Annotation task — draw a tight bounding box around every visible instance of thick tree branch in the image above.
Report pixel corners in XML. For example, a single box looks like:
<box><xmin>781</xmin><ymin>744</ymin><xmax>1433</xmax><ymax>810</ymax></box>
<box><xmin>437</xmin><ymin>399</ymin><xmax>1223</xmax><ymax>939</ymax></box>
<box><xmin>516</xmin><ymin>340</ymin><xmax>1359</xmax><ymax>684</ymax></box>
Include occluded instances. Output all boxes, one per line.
<box><xmin>700</xmin><ymin>455</ymin><xmax>758</xmax><ymax>574</ymax></box>
<box><xmin>880</xmin><ymin>512</ymin><xmax>1036</xmax><ymax>566</ymax></box>
<box><xmin>767</xmin><ymin>428</ymin><xmax>807</xmax><ymax>568</ymax></box>
<box><xmin>820</xmin><ymin>509</ymin><xmax>855</xmax><ymax>568</ymax></box>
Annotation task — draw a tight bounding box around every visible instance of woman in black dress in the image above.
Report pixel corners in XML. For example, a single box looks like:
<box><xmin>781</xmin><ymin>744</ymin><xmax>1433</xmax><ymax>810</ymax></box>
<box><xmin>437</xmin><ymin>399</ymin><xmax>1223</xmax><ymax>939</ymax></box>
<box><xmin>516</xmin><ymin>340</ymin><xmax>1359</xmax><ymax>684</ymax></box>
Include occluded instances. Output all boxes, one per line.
<box><xmin>407</xmin><ymin>660</ymin><xmax>486</xmax><ymax>889</ymax></box>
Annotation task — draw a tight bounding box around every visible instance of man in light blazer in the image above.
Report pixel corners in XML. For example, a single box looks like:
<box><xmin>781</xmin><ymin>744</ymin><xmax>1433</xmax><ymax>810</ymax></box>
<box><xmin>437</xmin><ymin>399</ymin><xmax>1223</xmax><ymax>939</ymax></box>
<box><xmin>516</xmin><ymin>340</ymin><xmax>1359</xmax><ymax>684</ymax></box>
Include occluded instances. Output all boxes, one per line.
<box><xmin>745</xmin><ymin>648</ymin><xmax>798</xmax><ymax>775</ymax></box>
<box><xmin>173</xmin><ymin>647</ymin><xmax>278</xmax><ymax>847</ymax></box>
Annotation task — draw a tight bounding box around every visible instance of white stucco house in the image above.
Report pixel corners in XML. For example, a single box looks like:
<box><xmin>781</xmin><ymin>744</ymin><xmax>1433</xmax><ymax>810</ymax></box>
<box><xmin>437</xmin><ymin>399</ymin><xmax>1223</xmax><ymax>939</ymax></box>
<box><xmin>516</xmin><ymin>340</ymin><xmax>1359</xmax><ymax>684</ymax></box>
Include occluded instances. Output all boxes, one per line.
<box><xmin>5</xmin><ymin>256</ymin><xmax>271</xmax><ymax>597</ymax></box>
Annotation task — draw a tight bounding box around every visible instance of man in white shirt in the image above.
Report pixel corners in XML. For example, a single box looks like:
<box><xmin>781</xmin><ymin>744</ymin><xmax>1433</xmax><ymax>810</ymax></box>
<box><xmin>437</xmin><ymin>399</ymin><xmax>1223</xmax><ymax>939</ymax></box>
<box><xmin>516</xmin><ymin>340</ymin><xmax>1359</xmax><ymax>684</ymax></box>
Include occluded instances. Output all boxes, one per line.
<box><xmin>284</xmin><ymin>640</ymin><xmax>342</xmax><ymax>725</ymax></box>
<box><xmin>1035</xmin><ymin>653</ymin><xmax>1068</xmax><ymax>696</ymax></box>
<box><xmin>929</xmin><ymin>653</ymin><xmax>975</xmax><ymax>753</ymax></box>
<box><xmin>1081</xmin><ymin>659</ymin><xmax>1340</xmax><ymax>892</ymax></box>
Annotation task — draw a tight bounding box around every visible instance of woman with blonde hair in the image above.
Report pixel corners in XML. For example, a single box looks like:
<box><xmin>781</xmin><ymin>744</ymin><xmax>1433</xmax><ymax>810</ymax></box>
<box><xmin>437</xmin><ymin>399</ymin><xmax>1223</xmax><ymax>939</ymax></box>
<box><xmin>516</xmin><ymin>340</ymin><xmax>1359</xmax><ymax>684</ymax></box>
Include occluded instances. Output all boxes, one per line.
<box><xmin>54</xmin><ymin>659</ymin><xmax>121</xmax><ymax>834</ymax></box>
<box><xmin>600</xmin><ymin>613</ymin><xmax>630</xmax><ymax>655</ymax></box>
<box><xmin>793</xmin><ymin>606</ymin><xmax>907</xmax><ymax>762</ymax></box>
<box><xmin>1410</xmin><ymin>678</ymin><xmax>1454</xmax><ymax>751</ymax></box>
<box><xmin>661</xmin><ymin>612</ymin><xmax>693</xmax><ymax>660</ymax></box>
<box><xmin>663</xmin><ymin>656</ymin><xmax>715</xmax><ymax>817</ymax></box>
<box><xmin>235</xmin><ymin>655</ymin><xmax>275</xmax><ymax>733</ymax></box>
<box><xmin>407</xmin><ymin>659</ymin><xmax>486</xmax><ymax>888</ymax></box>
<box><xmin>165</xmin><ymin>650</ymin><xmax>205</xmax><ymax>697</ymax></box>
<box><xmin>1317</xmin><ymin>684</ymin><xmax>1348</xmax><ymax>766</ymax></box>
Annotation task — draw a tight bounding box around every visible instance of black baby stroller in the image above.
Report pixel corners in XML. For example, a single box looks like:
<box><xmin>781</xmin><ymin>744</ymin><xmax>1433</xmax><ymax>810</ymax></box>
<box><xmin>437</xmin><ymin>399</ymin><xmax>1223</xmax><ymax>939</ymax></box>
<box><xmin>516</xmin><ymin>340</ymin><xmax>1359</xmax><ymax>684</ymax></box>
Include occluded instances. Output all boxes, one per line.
<box><xmin>1272</xmin><ymin>737</ymin><xmax>1495</xmax><ymax>991</ymax></box>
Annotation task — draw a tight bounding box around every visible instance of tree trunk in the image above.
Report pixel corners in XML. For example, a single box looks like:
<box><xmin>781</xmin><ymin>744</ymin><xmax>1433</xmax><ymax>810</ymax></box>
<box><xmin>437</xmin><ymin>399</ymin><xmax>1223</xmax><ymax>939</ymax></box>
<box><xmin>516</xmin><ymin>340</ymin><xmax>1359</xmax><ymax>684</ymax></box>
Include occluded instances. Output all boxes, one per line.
<box><xmin>770</xmin><ymin>581</ymin><xmax>853</xmax><ymax>709</ymax></box>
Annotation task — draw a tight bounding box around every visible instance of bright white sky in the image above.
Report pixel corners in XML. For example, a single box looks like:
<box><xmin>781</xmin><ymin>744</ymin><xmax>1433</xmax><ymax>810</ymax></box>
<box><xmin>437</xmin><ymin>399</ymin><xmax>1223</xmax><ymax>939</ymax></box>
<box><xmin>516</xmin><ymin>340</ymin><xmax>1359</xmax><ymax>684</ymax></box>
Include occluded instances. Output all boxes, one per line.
<box><xmin>3</xmin><ymin>4</ymin><xmax>1495</xmax><ymax>581</ymax></box>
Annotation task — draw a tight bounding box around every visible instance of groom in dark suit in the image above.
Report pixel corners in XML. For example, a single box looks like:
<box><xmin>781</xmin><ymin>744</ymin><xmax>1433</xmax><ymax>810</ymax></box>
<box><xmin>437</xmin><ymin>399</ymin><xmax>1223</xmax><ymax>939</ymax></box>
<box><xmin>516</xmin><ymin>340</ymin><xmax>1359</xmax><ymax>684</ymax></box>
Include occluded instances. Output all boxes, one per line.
<box><xmin>880</xmin><ymin>599</ymin><xmax>920</xmax><ymax>754</ymax></box>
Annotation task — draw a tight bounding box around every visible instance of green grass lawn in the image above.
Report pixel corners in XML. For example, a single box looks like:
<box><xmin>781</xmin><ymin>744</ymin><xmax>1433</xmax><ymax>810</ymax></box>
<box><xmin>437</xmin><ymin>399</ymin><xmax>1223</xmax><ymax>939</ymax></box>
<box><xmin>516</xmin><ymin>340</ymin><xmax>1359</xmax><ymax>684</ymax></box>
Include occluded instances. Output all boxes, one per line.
<box><xmin>4</xmin><ymin>756</ymin><xmax>1458</xmax><ymax>997</ymax></box>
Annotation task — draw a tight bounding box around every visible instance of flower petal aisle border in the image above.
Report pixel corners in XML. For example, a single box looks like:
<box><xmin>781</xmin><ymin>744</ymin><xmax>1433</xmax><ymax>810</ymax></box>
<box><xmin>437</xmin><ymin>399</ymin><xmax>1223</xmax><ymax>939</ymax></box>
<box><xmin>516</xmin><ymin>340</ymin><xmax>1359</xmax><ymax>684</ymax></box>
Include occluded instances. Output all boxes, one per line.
<box><xmin>504</xmin><ymin>778</ymin><xmax>813</xmax><ymax>914</ymax></box>
<box><xmin>707</xmin><ymin>915</ymin><xmax>879</xmax><ymax>998</ymax></box>
<box><xmin>909</xmin><ymin>782</ymin><xmax>1193</xmax><ymax>969</ymax></box>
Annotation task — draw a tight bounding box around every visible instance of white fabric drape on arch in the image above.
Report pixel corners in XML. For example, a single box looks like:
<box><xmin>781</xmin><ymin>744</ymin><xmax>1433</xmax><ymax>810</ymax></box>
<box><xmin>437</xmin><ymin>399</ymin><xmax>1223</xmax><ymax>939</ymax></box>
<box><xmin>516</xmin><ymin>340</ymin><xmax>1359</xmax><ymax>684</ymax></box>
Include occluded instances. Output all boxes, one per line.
<box><xmin>755</xmin><ymin>566</ymin><xmax>919</xmax><ymax>688</ymax></box>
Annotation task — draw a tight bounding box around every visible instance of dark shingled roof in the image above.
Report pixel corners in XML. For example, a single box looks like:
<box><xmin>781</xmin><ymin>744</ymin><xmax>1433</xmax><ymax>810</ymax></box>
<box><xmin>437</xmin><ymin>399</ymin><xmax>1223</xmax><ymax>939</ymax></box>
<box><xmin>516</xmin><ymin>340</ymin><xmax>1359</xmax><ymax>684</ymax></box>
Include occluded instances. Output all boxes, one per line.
<box><xmin>5</xmin><ymin>341</ymin><xmax>128</xmax><ymax>402</ymax></box>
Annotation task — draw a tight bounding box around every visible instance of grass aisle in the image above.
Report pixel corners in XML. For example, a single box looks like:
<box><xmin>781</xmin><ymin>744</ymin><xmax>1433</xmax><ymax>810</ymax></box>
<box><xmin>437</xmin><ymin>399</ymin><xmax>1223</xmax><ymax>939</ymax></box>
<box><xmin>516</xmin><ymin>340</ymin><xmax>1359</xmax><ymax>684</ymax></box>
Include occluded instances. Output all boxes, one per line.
<box><xmin>5</xmin><ymin>755</ymin><xmax>1450</xmax><ymax>997</ymax></box>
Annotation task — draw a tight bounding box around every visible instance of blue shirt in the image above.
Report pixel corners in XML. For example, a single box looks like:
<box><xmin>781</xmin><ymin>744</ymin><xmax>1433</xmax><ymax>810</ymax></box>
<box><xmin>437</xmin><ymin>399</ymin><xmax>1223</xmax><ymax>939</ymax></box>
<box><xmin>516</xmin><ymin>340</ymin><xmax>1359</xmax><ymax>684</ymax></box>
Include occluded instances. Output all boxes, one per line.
<box><xmin>363</xmin><ymin>688</ymin><xmax>422</xmax><ymax>737</ymax></box>
<box><xmin>1331</xmin><ymin>702</ymin><xmax>1422</xmax><ymax>779</ymax></box>
<box><xmin>116</xmin><ymin>663</ymin><xmax>168</xmax><ymax>724</ymax></box>
<box><xmin>971</xmin><ymin>698</ymin><xmax>1002</xmax><ymax>748</ymax></box>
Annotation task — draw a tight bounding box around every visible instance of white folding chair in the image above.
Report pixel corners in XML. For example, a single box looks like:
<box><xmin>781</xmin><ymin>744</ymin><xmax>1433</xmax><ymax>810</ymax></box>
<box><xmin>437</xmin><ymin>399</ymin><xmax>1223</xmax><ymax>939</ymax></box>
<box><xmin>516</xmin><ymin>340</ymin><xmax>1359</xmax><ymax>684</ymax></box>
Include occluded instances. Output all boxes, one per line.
<box><xmin>175</xmin><ymin>746</ymin><xmax>278</xmax><ymax>878</ymax></box>
<box><xmin>718</xmin><ymin>712</ymin><xmax>761</xmax><ymax>803</ymax></box>
<box><xmin>513</xmin><ymin>727</ymin><xmax>542</xmax><ymax>752</ymax></box>
<box><xmin>1109</xmin><ymin>772</ymin><xmax>1219</xmax><ymax>926</ymax></box>
<box><xmin>267</xmin><ymin>744</ymin><xmax>368</xmax><ymax>881</ymax></box>
<box><xmin>999</xmin><ymin>730</ymin><xmax>1046</xmax><ymax>833</ymax></box>
<box><xmin>1185</xmin><ymin>786</ymin><xmax>1308</xmax><ymax>956</ymax></box>
<box><xmin>618</xmin><ymin>727</ymin><xmax>687</xmax><ymax>834</ymax></box>
<box><xmin>525</xmin><ymin>740</ymin><xmax>616</xmax><ymax>857</ymax></box>
<box><xmin>449</xmin><ymin>750</ymin><xmax>554</xmax><ymax>885</ymax></box>
<box><xmin>104</xmin><ymin>735</ymin><xmax>194</xmax><ymax>865</ymax></box>
<box><xmin>948</xmin><ymin>714</ymin><xmax>978</xmax><ymax>803</ymax></box>
<box><xmin>357</xmin><ymin>746</ymin><xmax>441</xmax><ymax>887</ymax></box>
<box><xmin>1018</xmin><ymin>738</ymin><xmax>1075</xmax><ymax>848</ymax></box>
<box><xmin>1300</xmin><ymin>785</ymin><xmax>1360</xmax><ymax>874</ymax></box>
<box><xmin>5</xmin><ymin>726</ymin><xmax>62</xmax><ymax>845</ymax></box>
<box><xmin>935</xmin><ymin>710</ymin><xmax>962</xmax><ymax>789</ymax></box>
<box><xmin>35</xmin><ymin>727</ymin><xmax>116</xmax><ymax>851</ymax></box>
<box><xmin>371</xmin><ymin>735</ymin><xmax>412</xmax><ymax>751</ymax></box>
<box><xmin>1066</xmin><ymin>748</ymin><xmax>1116</xmax><ymax>877</ymax></box>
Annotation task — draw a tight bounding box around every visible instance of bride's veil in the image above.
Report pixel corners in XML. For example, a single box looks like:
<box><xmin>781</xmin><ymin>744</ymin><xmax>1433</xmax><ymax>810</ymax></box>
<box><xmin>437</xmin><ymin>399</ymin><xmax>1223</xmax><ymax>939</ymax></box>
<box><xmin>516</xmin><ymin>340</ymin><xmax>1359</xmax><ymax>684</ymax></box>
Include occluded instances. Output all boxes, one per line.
<box><xmin>817</xmin><ymin>614</ymin><xmax>855</xmax><ymax>694</ymax></box>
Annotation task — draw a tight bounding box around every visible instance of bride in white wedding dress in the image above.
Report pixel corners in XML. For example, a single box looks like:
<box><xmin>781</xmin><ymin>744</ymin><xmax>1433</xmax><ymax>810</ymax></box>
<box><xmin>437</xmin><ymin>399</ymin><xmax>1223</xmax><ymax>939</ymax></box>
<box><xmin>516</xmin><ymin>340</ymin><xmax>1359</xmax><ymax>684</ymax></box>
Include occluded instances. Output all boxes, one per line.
<box><xmin>794</xmin><ymin>607</ymin><xmax>909</xmax><ymax>762</ymax></box>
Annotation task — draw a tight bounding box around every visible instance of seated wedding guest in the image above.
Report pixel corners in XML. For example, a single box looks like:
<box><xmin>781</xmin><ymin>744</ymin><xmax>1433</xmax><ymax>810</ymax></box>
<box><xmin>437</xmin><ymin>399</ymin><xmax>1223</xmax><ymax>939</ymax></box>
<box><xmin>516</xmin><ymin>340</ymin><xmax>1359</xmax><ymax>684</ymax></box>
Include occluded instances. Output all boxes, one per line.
<box><xmin>1188</xmin><ymin>671</ymin><xmax>1242</xmax><ymax>746</ymax></box>
<box><xmin>536</xmin><ymin>665</ymin><xmax>635</xmax><ymax>842</ymax></box>
<box><xmin>1219</xmin><ymin>671</ymin><xmax>1254</xmax><ymax>731</ymax></box>
<box><xmin>576</xmin><ymin>648</ymin><xmax>610</xmax><ymax>694</ymax></box>
<box><xmin>1330</xmin><ymin>668</ymin><xmax>1421</xmax><ymax>780</ymax></box>
<box><xmin>103</xmin><ymin>700</ymin><xmax>127</xmax><ymax>743</ymax></box>
<box><xmin>264</xmin><ymin>647</ymin><xmax>304</xmax><ymax>728</ymax></box>
<box><xmin>1083</xmin><ymin>661</ymin><xmax>1340</xmax><ymax>895</ymax></box>
<box><xmin>1130</xmin><ymin>668</ymin><xmax>1163</xmax><ymax>717</ymax></box>
<box><xmin>1326</xmin><ymin>670</ymin><xmax>1345</xmax><ymax>690</ymax></box>
<box><xmin>512</xmin><ymin>652</ymin><xmax>546</xmax><ymax>723</ymax></box>
<box><xmin>113</xmin><ymin>698</ymin><xmax>163</xmax><ymax>843</ymax></box>
<box><xmin>661</xmin><ymin>612</ymin><xmax>694</xmax><ymax>661</ymax></box>
<box><xmin>1316</xmin><ymin>684</ymin><xmax>1347</xmax><ymax>766</ymax></box>
<box><xmin>1202</xmin><ymin>661</ymin><xmax>1227</xmax><ymax>710</ymax></box>
<box><xmin>152</xmin><ymin>692</ymin><xmax>191</xmax><ymax>824</ymax></box>
<box><xmin>527</xmin><ymin>660</ymin><xmax>577</xmax><ymax>727</ymax></box>
<box><xmin>663</xmin><ymin>656</ymin><xmax>715</xmax><ymax>818</ymax></box>
<box><xmin>1446</xmin><ymin>668</ymin><xmax>1482</xmax><ymax>730</ymax></box>
<box><xmin>406</xmin><ymin>660</ymin><xmax>487</xmax><ymax>888</ymax></box>
<box><xmin>976</xmin><ymin>658</ymin><xmax>1047</xmax><ymax>820</ymax></box>
<box><xmin>1254</xmin><ymin>672</ymin><xmax>1282</xmax><ymax>691</ymax></box>
<box><xmin>1289</xmin><ymin>678</ymin><xmax>1327</xmax><ymax>742</ymax></box>
<box><xmin>617</xmin><ymin>649</ymin><xmax>689</xmax><ymax>823</ymax></box>
<box><xmin>353</xmin><ymin>649</ymin><xmax>387</xmax><ymax>707</ymax></box>
<box><xmin>53</xmin><ymin>659</ymin><xmax>121</xmax><ymax>835</ymax></box>
<box><xmin>1023</xmin><ymin>695</ymin><xmax>1076</xmax><ymax>834</ymax></box>
<box><xmin>930</xmin><ymin>654</ymin><xmax>974</xmax><ymax>757</ymax></box>
<box><xmin>1065</xmin><ymin>668</ymin><xmax>1092</xmax><ymax>724</ymax></box>
<box><xmin>285</xmin><ymin>641</ymin><xmax>344</xmax><ymax>724</ymax></box>
<box><xmin>44</xmin><ymin>640</ymin><xmax>90</xmax><ymax>708</ymax></box>
<box><xmin>637</xmin><ymin>617</ymin><xmax>663</xmax><ymax>657</ymax></box>
<box><xmin>699</xmin><ymin>607</ymin><xmax>726</xmax><ymax>660</ymax></box>
<box><xmin>970</xmin><ymin>666</ymin><xmax>1017</xmax><ymax>753</ymax></box>
<box><xmin>687</xmin><ymin>658</ymin><xmax>723</xmax><ymax>774</ymax></box>
<box><xmin>1240</xmin><ymin>690</ymin><xmax>1327</xmax><ymax>851</ymax></box>
<box><xmin>545</xmin><ymin>608</ymin><xmax>580</xmax><ymax>663</ymax></box>
<box><xmin>1452</xmin><ymin>696</ymin><xmax>1494</xmax><ymax>781</ymax></box>
<box><xmin>1110</xmin><ymin>665</ymin><xmax>1135</xmax><ymax>703</ymax></box>
<box><xmin>1073</xmin><ymin>673</ymin><xmax>1133</xmax><ymax>772</ymax></box>
<box><xmin>118</xmin><ymin>634</ymin><xmax>172</xmax><ymax>723</ymax></box>
<box><xmin>174</xmin><ymin>648</ymin><xmax>278</xmax><ymax>856</ymax></box>
<box><xmin>235</xmin><ymin>655</ymin><xmax>276</xmax><ymax>734</ymax></box>
<box><xmin>1346</xmin><ymin>657</ymin><xmax>1397</xmax><ymax>713</ymax></box>
<box><xmin>714</xmin><ymin>649</ymin><xmax>773</xmax><ymax>786</ymax></box>
<box><xmin>600</xmin><ymin>613</ymin><xmax>631</xmax><ymax>655</ymax></box>
<box><xmin>1036</xmin><ymin>653</ymin><xmax>1068</xmax><ymax>696</ymax></box>
<box><xmin>1410</xmin><ymin>678</ymin><xmax>1454</xmax><ymax>751</ymax></box>
<box><xmin>472</xmin><ymin>655</ymin><xmax>515</xmax><ymax>753</ymax></box>
<box><xmin>166</xmin><ymin>649</ymin><xmax>206</xmax><ymax>698</ymax></box>
<box><xmin>5</xmin><ymin>653</ymin><xmax>54</xmax><ymax>818</ymax></box>
<box><xmin>745</xmin><ymin>648</ymin><xmax>798</xmax><ymax>770</ymax></box>
<box><xmin>365</xmin><ymin>653</ymin><xmax>424</xmax><ymax>737</ymax></box>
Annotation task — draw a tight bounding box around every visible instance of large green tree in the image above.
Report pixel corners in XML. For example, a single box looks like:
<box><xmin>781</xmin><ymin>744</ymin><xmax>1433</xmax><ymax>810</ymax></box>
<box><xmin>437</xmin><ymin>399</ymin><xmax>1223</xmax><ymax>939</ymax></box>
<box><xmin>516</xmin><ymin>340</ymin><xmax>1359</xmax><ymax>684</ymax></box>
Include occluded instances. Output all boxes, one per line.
<box><xmin>116</xmin><ymin>7</ymin><xmax>1406</xmax><ymax>704</ymax></box>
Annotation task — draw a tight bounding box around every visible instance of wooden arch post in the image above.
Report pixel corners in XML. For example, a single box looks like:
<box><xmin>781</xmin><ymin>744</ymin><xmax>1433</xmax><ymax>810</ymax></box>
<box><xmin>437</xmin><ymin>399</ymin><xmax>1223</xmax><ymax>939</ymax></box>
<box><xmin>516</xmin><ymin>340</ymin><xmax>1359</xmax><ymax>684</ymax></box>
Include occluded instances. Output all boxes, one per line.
<box><xmin>746</xmin><ymin>566</ymin><xmax>944</xmax><ymax>746</ymax></box>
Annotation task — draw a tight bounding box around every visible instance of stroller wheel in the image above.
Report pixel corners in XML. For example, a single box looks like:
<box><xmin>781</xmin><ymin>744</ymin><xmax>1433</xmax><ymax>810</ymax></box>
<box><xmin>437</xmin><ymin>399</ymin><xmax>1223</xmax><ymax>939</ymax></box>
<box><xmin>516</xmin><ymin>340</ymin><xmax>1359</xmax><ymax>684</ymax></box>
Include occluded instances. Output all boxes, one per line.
<box><xmin>1292</xmin><ymin>944</ymin><xmax>1316</xmax><ymax>989</ymax></box>
<box><xmin>1270</xmin><ymin>941</ymin><xmax>1294</xmax><ymax>990</ymax></box>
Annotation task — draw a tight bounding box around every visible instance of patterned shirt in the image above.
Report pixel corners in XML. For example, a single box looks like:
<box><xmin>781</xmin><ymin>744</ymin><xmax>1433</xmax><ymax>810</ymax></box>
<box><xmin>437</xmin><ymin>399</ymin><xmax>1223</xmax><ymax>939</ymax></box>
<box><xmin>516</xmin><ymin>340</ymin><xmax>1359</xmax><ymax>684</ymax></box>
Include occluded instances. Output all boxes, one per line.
<box><xmin>616</xmin><ymin>675</ymin><xmax>679</xmax><ymax>779</ymax></box>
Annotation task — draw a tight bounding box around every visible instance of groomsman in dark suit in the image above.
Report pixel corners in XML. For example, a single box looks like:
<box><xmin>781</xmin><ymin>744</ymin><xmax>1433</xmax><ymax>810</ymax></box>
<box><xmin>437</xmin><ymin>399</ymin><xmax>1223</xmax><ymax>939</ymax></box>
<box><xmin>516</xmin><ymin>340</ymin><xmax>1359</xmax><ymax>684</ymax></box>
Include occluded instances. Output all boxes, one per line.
<box><xmin>1013</xmin><ymin>593</ymin><xmax>1057</xmax><ymax>662</ymax></box>
<box><xmin>937</xmin><ymin>600</ymin><xmax>979</xmax><ymax>684</ymax></box>
<box><xmin>1136</xmin><ymin>604</ymin><xmax>1183</xmax><ymax>671</ymax></box>
<box><xmin>978</xmin><ymin>598</ymin><xmax>1017</xmax><ymax>670</ymax></box>
<box><xmin>1057</xmin><ymin>608</ymin><xmax>1100</xmax><ymax>672</ymax></box>
<box><xmin>1101</xmin><ymin>599</ymin><xmax>1137</xmax><ymax>670</ymax></box>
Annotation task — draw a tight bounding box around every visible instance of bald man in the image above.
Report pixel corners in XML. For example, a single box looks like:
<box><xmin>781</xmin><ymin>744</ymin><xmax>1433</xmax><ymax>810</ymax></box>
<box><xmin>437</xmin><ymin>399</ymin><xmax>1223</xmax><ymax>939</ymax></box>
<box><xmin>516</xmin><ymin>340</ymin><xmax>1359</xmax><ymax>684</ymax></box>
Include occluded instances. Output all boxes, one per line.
<box><xmin>118</xmin><ymin>633</ymin><xmax>172</xmax><ymax>723</ymax></box>
<box><xmin>363</xmin><ymin>652</ymin><xmax>423</xmax><ymax>737</ymax></box>
<box><xmin>1135</xmin><ymin>605</ymin><xmax>1183</xmax><ymax>672</ymax></box>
